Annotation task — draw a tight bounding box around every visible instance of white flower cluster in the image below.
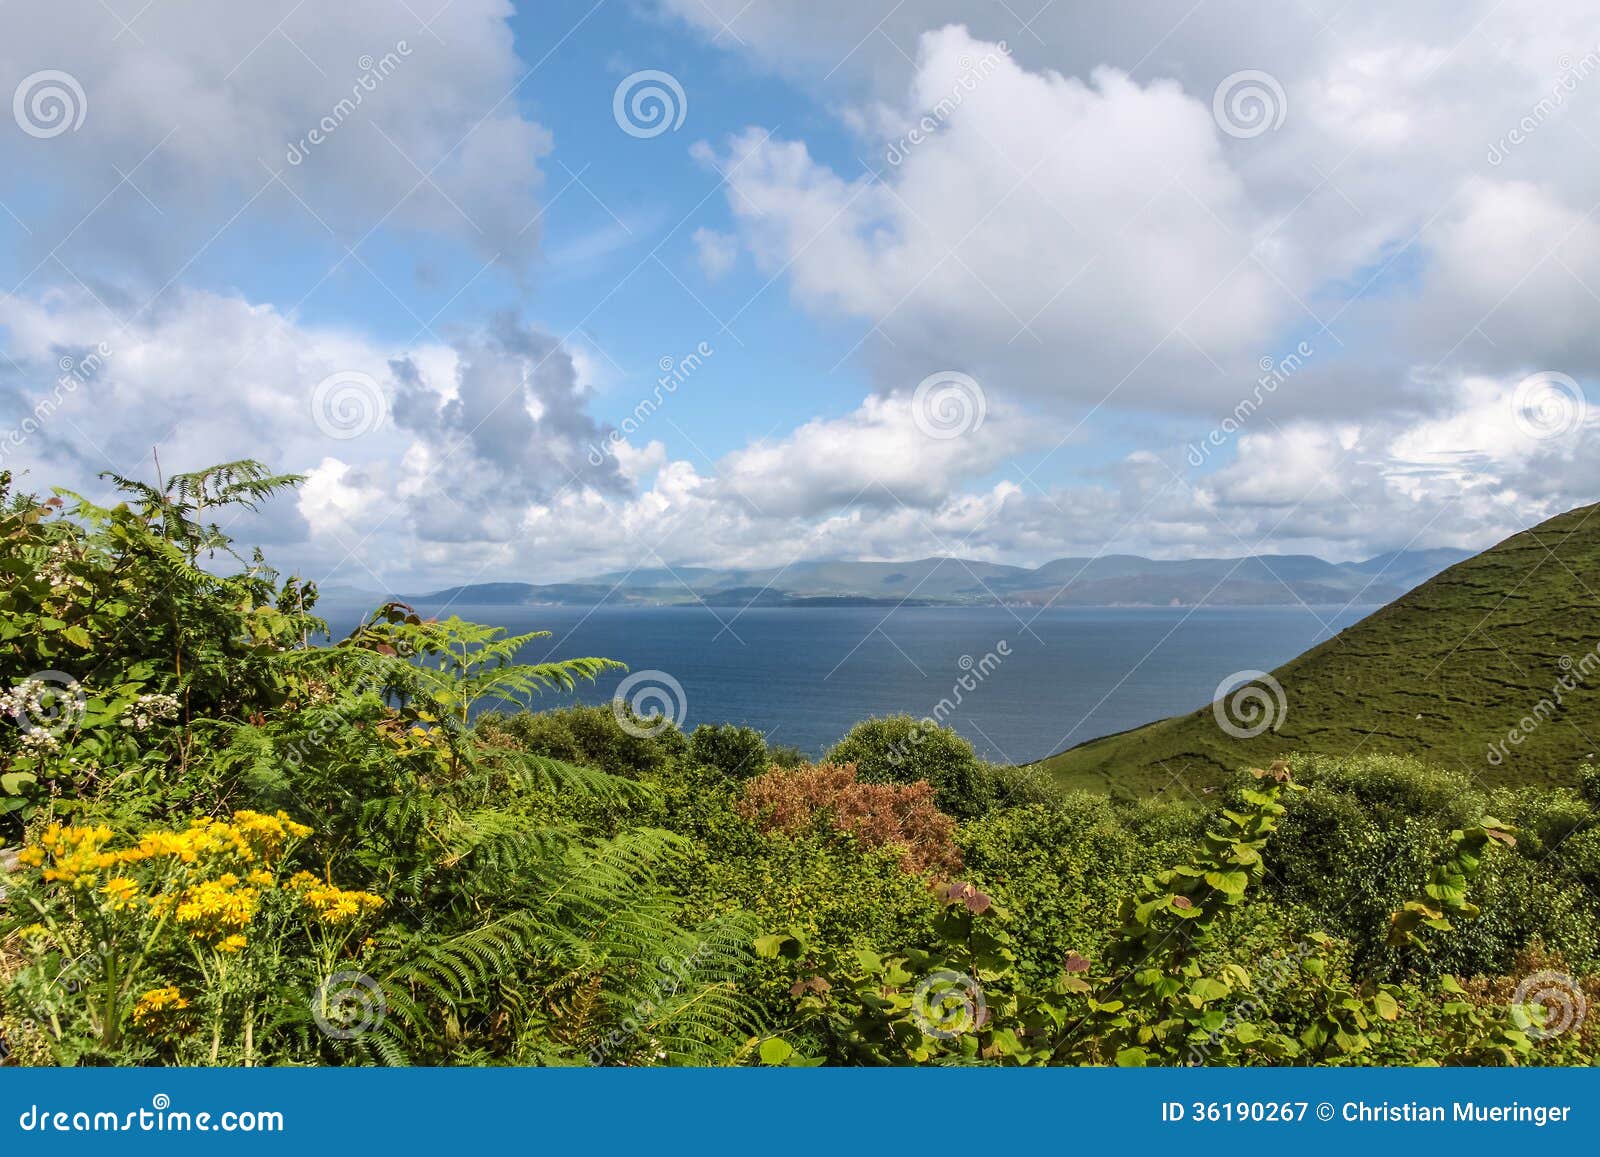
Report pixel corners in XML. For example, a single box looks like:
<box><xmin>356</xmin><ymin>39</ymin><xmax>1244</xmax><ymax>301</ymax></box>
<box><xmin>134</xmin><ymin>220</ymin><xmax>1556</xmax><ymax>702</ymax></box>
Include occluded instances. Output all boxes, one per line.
<box><xmin>120</xmin><ymin>692</ymin><xmax>180</xmax><ymax>731</ymax></box>
<box><xmin>1</xmin><ymin>675</ymin><xmax>86</xmax><ymax>749</ymax></box>
<box><xmin>16</xmin><ymin>729</ymin><xmax>62</xmax><ymax>755</ymax></box>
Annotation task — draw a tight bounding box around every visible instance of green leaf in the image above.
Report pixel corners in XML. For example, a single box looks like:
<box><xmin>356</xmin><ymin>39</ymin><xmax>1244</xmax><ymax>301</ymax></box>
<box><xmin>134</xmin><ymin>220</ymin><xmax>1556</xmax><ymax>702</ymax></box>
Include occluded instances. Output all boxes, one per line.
<box><xmin>1204</xmin><ymin>869</ymin><xmax>1248</xmax><ymax>897</ymax></box>
<box><xmin>758</xmin><ymin>1038</ymin><xmax>794</xmax><ymax>1065</ymax></box>
<box><xmin>754</xmin><ymin>934</ymin><xmax>793</xmax><ymax>959</ymax></box>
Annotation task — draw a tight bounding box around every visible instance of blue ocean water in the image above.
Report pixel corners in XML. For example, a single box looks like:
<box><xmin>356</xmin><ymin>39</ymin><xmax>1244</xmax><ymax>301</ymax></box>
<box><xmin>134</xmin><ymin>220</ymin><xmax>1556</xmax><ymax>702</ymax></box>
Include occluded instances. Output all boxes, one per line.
<box><xmin>316</xmin><ymin>602</ymin><xmax>1369</xmax><ymax>764</ymax></box>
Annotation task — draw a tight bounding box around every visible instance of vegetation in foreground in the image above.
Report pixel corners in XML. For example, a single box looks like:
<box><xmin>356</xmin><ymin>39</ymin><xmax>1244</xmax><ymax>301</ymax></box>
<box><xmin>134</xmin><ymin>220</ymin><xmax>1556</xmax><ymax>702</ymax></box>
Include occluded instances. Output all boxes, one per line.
<box><xmin>1</xmin><ymin>462</ymin><xmax>1597</xmax><ymax>1066</ymax></box>
<box><xmin>1041</xmin><ymin>503</ymin><xmax>1600</xmax><ymax>795</ymax></box>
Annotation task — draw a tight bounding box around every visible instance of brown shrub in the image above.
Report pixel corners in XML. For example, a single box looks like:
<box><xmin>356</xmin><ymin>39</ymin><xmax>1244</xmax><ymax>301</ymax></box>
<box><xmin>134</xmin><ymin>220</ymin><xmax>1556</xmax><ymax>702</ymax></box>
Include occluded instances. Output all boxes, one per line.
<box><xmin>735</xmin><ymin>762</ymin><xmax>963</xmax><ymax>877</ymax></box>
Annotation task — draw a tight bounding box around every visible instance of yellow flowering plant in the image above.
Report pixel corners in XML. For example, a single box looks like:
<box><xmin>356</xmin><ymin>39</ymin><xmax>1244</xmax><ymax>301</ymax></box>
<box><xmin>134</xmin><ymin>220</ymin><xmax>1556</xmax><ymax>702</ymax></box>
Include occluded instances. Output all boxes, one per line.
<box><xmin>2</xmin><ymin>809</ymin><xmax>385</xmax><ymax>1064</ymax></box>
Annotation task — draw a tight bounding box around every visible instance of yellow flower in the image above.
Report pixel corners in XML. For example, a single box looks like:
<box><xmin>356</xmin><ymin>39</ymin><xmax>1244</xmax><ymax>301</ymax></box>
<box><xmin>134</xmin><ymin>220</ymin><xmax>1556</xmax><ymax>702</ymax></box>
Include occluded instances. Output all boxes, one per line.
<box><xmin>285</xmin><ymin>872</ymin><xmax>385</xmax><ymax>925</ymax></box>
<box><xmin>215</xmin><ymin>934</ymin><xmax>248</xmax><ymax>954</ymax></box>
<box><xmin>16</xmin><ymin>846</ymin><xmax>43</xmax><ymax>867</ymax></box>
<box><xmin>100</xmin><ymin>876</ymin><xmax>140</xmax><ymax>910</ymax></box>
<box><xmin>174</xmin><ymin>874</ymin><xmax>260</xmax><ymax>940</ymax></box>
<box><xmin>227</xmin><ymin>810</ymin><xmax>312</xmax><ymax>864</ymax></box>
<box><xmin>132</xmin><ymin>985</ymin><xmax>190</xmax><ymax>1023</ymax></box>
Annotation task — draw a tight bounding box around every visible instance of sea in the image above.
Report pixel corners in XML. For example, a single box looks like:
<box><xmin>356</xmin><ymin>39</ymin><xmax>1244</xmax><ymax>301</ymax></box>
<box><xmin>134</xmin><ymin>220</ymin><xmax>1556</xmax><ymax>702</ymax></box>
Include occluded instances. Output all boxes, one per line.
<box><xmin>315</xmin><ymin>601</ymin><xmax>1370</xmax><ymax>765</ymax></box>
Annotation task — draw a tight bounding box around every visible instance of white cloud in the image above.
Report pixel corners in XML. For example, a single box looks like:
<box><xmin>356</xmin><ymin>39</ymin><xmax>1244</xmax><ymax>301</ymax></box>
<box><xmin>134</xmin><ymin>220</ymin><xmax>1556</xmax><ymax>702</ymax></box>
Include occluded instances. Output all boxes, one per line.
<box><xmin>2</xmin><ymin>281</ymin><xmax>1590</xmax><ymax>584</ymax></box>
<box><xmin>1</xmin><ymin>0</ymin><xmax>550</xmax><ymax>279</ymax></box>
<box><xmin>691</xmin><ymin>227</ymin><xmax>739</xmax><ymax>280</ymax></box>
<box><xmin>676</xmin><ymin>4</ymin><xmax>1600</xmax><ymax>411</ymax></box>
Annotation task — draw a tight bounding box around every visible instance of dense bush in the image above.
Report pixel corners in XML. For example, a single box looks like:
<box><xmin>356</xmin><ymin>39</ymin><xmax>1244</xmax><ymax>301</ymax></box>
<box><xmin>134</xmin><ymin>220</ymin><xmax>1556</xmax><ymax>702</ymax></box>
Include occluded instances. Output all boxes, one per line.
<box><xmin>0</xmin><ymin>465</ymin><xmax>755</xmax><ymax>1066</ymax></box>
<box><xmin>476</xmin><ymin>703</ymin><xmax>685</xmax><ymax>776</ymax></box>
<box><xmin>825</xmin><ymin>715</ymin><xmax>997</xmax><ymax>818</ymax></box>
<box><xmin>3</xmin><ymin>461</ymin><xmax>1596</xmax><ymax>1068</ymax></box>
<box><xmin>688</xmin><ymin>723</ymin><xmax>771</xmax><ymax>780</ymax></box>
<box><xmin>736</xmin><ymin>762</ymin><xmax>963</xmax><ymax>876</ymax></box>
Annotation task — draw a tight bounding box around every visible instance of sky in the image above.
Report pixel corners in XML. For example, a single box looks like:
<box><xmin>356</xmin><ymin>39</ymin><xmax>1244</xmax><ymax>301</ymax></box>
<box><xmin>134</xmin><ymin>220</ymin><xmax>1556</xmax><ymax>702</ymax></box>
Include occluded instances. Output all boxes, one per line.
<box><xmin>1</xmin><ymin>0</ymin><xmax>1598</xmax><ymax>591</ymax></box>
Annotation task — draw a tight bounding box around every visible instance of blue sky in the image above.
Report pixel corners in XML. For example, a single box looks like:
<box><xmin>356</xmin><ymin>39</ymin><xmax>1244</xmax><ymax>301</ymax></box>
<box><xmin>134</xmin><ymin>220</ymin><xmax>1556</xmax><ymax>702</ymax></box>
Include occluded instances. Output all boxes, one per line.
<box><xmin>2</xmin><ymin>1</ymin><xmax>1597</xmax><ymax>587</ymax></box>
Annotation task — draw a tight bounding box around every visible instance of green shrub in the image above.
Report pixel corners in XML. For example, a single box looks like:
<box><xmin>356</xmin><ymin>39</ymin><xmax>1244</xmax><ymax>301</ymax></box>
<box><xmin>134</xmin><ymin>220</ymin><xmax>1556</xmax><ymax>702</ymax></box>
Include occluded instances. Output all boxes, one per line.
<box><xmin>476</xmin><ymin>703</ymin><xmax>685</xmax><ymax>775</ymax></box>
<box><xmin>825</xmin><ymin>715</ymin><xmax>995</xmax><ymax>819</ymax></box>
<box><xmin>688</xmin><ymin>723</ymin><xmax>771</xmax><ymax>779</ymax></box>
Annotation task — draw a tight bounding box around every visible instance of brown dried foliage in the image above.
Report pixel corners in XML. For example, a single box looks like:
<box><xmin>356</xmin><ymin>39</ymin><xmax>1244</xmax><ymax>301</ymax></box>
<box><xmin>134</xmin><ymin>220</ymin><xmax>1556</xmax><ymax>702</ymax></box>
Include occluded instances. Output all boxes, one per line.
<box><xmin>735</xmin><ymin>762</ymin><xmax>963</xmax><ymax>877</ymax></box>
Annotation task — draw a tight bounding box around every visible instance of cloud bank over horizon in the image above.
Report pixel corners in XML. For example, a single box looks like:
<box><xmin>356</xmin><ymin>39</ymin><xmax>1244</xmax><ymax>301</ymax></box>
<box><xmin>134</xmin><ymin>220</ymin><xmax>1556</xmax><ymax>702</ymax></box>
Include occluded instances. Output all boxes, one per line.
<box><xmin>2</xmin><ymin>0</ymin><xmax>1596</xmax><ymax>588</ymax></box>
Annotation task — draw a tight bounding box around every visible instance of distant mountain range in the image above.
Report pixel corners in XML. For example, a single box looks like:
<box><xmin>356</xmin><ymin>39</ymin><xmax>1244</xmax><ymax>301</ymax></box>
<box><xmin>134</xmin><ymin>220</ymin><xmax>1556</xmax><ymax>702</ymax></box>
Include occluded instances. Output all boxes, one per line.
<box><xmin>1039</xmin><ymin>503</ymin><xmax>1600</xmax><ymax>794</ymax></box>
<box><xmin>319</xmin><ymin>548</ymin><xmax>1474</xmax><ymax>609</ymax></box>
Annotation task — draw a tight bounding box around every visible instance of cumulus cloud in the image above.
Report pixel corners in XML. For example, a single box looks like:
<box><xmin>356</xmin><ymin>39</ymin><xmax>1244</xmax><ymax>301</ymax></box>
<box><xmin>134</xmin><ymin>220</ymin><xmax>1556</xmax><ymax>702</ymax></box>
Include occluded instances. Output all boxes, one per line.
<box><xmin>2</xmin><ymin>282</ymin><xmax>1589</xmax><ymax>584</ymax></box>
<box><xmin>678</xmin><ymin>4</ymin><xmax>1600</xmax><ymax>411</ymax></box>
<box><xmin>691</xmin><ymin>227</ymin><xmax>739</xmax><ymax>280</ymax></box>
<box><xmin>0</xmin><ymin>0</ymin><xmax>550</xmax><ymax>281</ymax></box>
<box><xmin>695</xmin><ymin>27</ymin><xmax>1293</xmax><ymax>413</ymax></box>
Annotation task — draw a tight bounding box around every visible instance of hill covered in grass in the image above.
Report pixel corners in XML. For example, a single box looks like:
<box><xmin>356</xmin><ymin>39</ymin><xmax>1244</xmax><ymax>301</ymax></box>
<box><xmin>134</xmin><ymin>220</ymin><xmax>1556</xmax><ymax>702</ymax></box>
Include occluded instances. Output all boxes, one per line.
<box><xmin>1038</xmin><ymin>503</ymin><xmax>1600</xmax><ymax>796</ymax></box>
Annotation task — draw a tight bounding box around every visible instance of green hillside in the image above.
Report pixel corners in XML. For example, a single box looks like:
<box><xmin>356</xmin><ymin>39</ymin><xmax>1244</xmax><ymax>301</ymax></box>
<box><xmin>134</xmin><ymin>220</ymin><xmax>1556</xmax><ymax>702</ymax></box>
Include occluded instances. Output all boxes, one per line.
<box><xmin>1038</xmin><ymin>503</ymin><xmax>1600</xmax><ymax>795</ymax></box>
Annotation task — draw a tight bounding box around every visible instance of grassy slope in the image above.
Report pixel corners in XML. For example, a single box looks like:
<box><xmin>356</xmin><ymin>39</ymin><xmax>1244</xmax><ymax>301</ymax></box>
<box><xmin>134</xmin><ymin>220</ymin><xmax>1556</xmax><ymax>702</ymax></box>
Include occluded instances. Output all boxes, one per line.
<box><xmin>1037</xmin><ymin>502</ymin><xmax>1600</xmax><ymax>796</ymax></box>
